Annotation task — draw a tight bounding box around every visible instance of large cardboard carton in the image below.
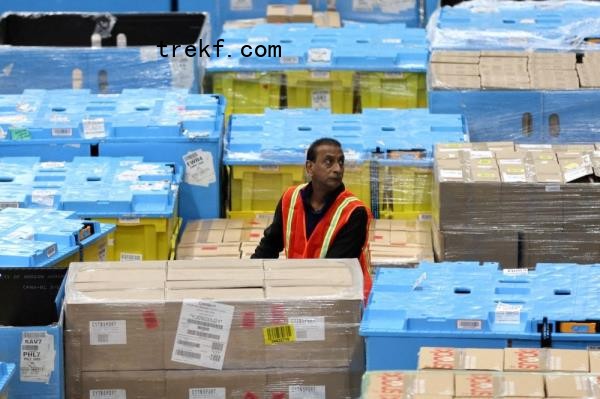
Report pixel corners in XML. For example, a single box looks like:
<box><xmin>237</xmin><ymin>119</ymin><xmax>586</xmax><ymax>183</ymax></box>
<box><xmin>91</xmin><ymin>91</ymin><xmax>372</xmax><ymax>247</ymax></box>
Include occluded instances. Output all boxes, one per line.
<box><xmin>454</xmin><ymin>372</ymin><xmax>544</xmax><ymax>398</ymax></box>
<box><xmin>504</xmin><ymin>348</ymin><xmax>589</xmax><ymax>372</ymax></box>
<box><xmin>419</xmin><ymin>347</ymin><xmax>503</xmax><ymax>371</ymax></box>
<box><xmin>362</xmin><ymin>371</ymin><xmax>454</xmax><ymax>398</ymax></box>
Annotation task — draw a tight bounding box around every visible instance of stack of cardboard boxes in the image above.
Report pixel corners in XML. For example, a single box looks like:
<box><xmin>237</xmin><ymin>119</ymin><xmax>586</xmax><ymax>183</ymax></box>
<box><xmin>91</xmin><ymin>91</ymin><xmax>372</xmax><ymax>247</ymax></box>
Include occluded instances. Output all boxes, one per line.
<box><xmin>363</xmin><ymin>347</ymin><xmax>600</xmax><ymax>398</ymax></box>
<box><xmin>177</xmin><ymin>218</ymin><xmax>434</xmax><ymax>267</ymax></box>
<box><xmin>433</xmin><ymin>142</ymin><xmax>600</xmax><ymax>267</ymax></box>
<box><xmin>266</xmin><ymin>3</ymin><xmax>341</xmax><ymax>28</ymax></box>
<box><xmin>64</xmin><ymin>259</ymin><xmax>364</xmax><ymax>398</ymax></box>
<box><xmin>430</xmin><ymin>50</ymin><xmax>600</xmax><ymax>90</ymax></box>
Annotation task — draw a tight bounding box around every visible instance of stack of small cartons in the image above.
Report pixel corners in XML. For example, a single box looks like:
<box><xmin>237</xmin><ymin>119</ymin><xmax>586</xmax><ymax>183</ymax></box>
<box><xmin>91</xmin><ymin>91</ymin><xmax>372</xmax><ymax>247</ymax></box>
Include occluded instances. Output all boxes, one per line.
<box><xmin>266</xmin><ymin>2</ymin><xmax>341</xmax><ymax>28</ymax></box>
<box><xmin>176</xmin><ymin>216</ymin><xmax>279</xmax><ymax>260</ymax></box>
<box><xmin>362</xmin><ymin>347</ymin><xmax>600</xmax><ymax>398</ymax></box>
<box><xmin>369</xmin><ymin>219</ymin><xmax>434</xmax><ymax>267</ymax></box>
<box><xmin>430</xmin><ymin>50</ymin><xmax>600</xmax><ymax>90</ymax></box>
<box><xmin>64</xmin><ymin>258</ymin><xmax>364</xmax><ymax>398</ymax></box>
<box><xmin>433</xmin><ymin>142</ymin><xmax>600</xmax><ymax>267</ymax></box>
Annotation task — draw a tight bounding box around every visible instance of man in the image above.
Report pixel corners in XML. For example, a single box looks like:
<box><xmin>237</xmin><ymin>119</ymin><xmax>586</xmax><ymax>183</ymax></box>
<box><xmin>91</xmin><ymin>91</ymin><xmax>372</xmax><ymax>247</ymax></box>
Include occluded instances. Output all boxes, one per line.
<box><xmin>252</xmin><ymin>138</ymin><xmax>372</xmax><ymax>299</ymax></box>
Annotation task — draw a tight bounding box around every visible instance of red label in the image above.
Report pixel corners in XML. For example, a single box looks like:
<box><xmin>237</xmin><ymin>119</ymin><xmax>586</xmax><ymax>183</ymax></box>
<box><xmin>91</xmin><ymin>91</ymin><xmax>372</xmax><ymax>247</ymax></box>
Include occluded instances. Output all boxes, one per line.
<box><xmin>142</xmin><ymin>310</ymin><xmax>159</xmax><ymax>330</ymax></box>
<box><xmin>244</xmin><ymin>392</ymin><xmax>259</xmax><ymax>399</ymax></box>
<box><xmin>515</xmin><ymin>349</ymin><xmax>540</xmax><ymax>370</ymax></box>
<box><xmin>200</xmin><ymin>245</ymin><xmax>218</xmax><ymax>250</ymax></box>
<box><xmin>242</xmin><ymin>311</ymin><xmax>256</xmax><ymax>329</ymax></box>
<box><xmin>250</xmin><ymin>232</ymin><xmax>260</xmax><ymax>238</ymax></box>
<box><xmin>374</xmin><ymin>234</ymin><xmax>383</xmax><ymax>240</ymax></box>
<box><xmin>271</xmin><ymin>393</ymin><xmax>286</xmax><ymax>399</ymax></box>
<box><xmin>271</xmin><ymin>304</ymin><xmax>286</xmax><ymax>325</ymax></box>
<box><xmin>378</xmin><ymin>372</ymin><xmax>405</xmax><ymax>398</ymax></box>
<box><xmin>431</xmin><ymin>348</ymin><xmax>455</xmax><ymax>369</ymax></box>
<box><xmin>469</xmin><ymin>374</ymin><xmax>493</xmax><ymax>396</ymax></box>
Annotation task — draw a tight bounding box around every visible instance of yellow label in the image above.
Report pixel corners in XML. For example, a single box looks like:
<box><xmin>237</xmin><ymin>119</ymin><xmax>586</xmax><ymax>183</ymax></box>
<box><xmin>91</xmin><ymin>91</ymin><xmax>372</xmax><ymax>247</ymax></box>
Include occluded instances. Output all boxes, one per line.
<box><xmin>263</xmin><ymin>324</ymin><xmax>296</xmax><ymax>345</ymax></box>
<box><xmin>477</xmin><ymin>159</ymin><xmax>493</xmax><ymax>165</ymax></box>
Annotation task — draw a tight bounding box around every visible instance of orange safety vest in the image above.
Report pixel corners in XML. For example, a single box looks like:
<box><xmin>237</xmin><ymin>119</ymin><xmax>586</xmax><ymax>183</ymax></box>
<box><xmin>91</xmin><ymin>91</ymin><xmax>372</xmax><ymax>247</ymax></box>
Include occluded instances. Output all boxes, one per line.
<box><xmin>281</xmin><ymin>183</ymin><xmax>373</xmax><ymax>300</ymax></box>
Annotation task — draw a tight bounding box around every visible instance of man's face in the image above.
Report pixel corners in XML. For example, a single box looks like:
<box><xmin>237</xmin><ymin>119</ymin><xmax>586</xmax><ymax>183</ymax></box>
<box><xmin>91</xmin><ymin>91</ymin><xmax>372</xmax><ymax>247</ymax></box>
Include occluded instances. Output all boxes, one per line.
<box><xmin>307</xmin><ymin>144</ymin><xmax>345</xmax><ymax>191</ymax></box>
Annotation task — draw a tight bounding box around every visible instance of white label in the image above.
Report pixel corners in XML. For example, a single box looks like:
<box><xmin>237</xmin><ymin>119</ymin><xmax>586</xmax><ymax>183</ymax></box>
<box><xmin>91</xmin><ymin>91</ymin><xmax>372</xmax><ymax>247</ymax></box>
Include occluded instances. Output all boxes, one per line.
<box><xmin>82</xmin><ymin>118</ymin><xmax>106</xmax><ymax>139</ymax></box>
<box><xmin>170</xmin><ymin>55</ymin><xmax>195</xmax><ymax>89</ymax></box>
<box><xmin>382</xmin><ymin>39</ymin><xmax>403</xmax><ymax>45</ymax></box>
<box><xmin>497</xmin><ymin>159</ymin><xmax>523</xmax><ymax>165</ymax></box>
<box><xmin>418</xmin><ymin>213</ymin><xmax>432</xmax><ymax>222</ymax></box>
<box><xmin>412</xmin><ymin>272</ymin><xmax>427</xmax><ymax>290</ymax></box>
<box><xmin>46</xmin><ymin>245</ymin><xmax>57</xmax><ymax>258</ymax></box>
<box><xmin>502</xmin><ymin>268</ymin><xmax>529</xmax><ymax>276</ymax></box>
<box><xmin>248</xmin><ymin>37</ymin><xmax>268</xmax><ymax>43</ymax></box>
<box><xmin>140</xmin><ymin>46</ymin><xmax>159</xmax><ymax>63</ymax></box>
<box><xmin>189</xmin><ymin>388</ymin><xmax>226</xmax><ymax>399</ymax></box>
<box><xmin>171</xmin><ymin>300</ymin><xmax>234</xmax><ymax>370</ymax></box>
<box><xmin>289</xmin><ymin>386</ymin><xmax>326</xmax><ymax>399</ymax></box>
<box><xmin>20</xmin><ymin>331</ymin><xmax>55</xmax><ymax>383</ymax></box>
<box><xmin>440</xmin><ymin>169</ymin><xmax>463</xmax><ymax>179</ymax></box>
<box><xmin>311</xmin><ymin>90</ymin><xmax>331</xmax><ymax>110</ymax></box>
<box><xmin>518</xmin><ymin>144</ymin><xmax>552</xmax><ymax>149</ymax></box>
<box><xmin>39</xmin><ymin>162</ymin><xmax>65</xmax><ymax>169</ymax></box>
<box><xmin>378</xmin><ymin>0</ymin><xmax>414</xmax><ymax>13</ymax></box>
<box><xmin>98</xmin><ymin>242</ymin><xmax>107</xmax><ymax>261</ymax></box>
<box><xmin>519</xmin><ymin>18</ymin><xmax>536</xmax><ymax>24</ymax></box>
<box><xmin>501</xmin><ymin>172</ymin><xmax>526</xmax><ymax>183</ymax></box>
<box><xmin>0</xmin><ymin>127</ymin><xmax>6</xmax><ymax>139</ymax></box>
<box><xmin>90</xmin><ymin>389</ymin><xmax>127</xmax><ymax>399</ymax></box>
<box><xmin>90</xmin><ymin>320</ymin><xmax>127</xmax><ymax>345</ymax></box>
<box><xmin>51</xmin><ymin>128</ymin><xmax>72</xmax><ymax>137</ymax></box>
<box><xmin>118</xmin><ymin>218</ymin><xmax>140</xmax><ymax>224</ymax></box>
<box><xmin>280</xmin><ymin>56</ymin><xmax>300</xmax><ymax>65</ymax></box>
<box><xmin>230</xmin><ymin>0</ymin><xmax>252</xmax><ymax>11</ymax></box>
<box><xmin>457</xmin><ymin>320</ymin><xmax>482</xmax><ymax>330</ymax></box>
<box><xmin>495</xmin><ymin>302</ymin><xmax>522</xmax><ymax>324</ymax></box>
<box><xmin>258</xmin><ymin>165</ymin><xmax>279</xmax><ymax>172</ymax></box>
<box><xmin>564</xmin><ymin>166</ymin><xmax>589</xmax><ymax>182</ymax></box>
<box><xmin>120</xmin><ymin>252</ymin><xmax>143</xmax><ymax>262</ymax></box>
<box><xmin>32</xmin><ymin>189</ymin><xmax>57</xmax><ymax>207</ymax></box>
<box><xmin>0</xmin><ymin>202</ymin><xmax>19</xmax><ymax>209</ymax></box>
<box><xmin>470</xmin><ymin>150</ymin><xmax>494</xmax><ymax>159</ymax></box>
<box><xmin>353</xmin><ymin>0</ymin><xmax>374</xmax><ymax>11</ymax></box>
<box><xmin>545</xmin><ymin>184</ymin><xmax>561</xmax><ymax>192</ymax></box>
<box><xmin>311</xmin><ymin>71</ymin><xmax>330</xmax><ymax>79</ymax></box>
<box><xmin>236</xmin><ymin>72</ymin><xmax>257</xmax><ymax>80</ymax></box>
<box><xmin>503</xmin><ymin>381</ymin><xmax>516</xmax><ymax>396</ymax></box>
<box><xmin>288</xmin><ymin>317</ymin><xmax>325</xmax><ymax>341</ymax></box>
<box><xmin>183</xmin><ymin>150</ymin><xmax>217</xmax><ymax>187</ymax></box>
<box><xmin>308</xmin><ymin>48</ymin><xmax>332</xmax><ymax>63</ymax></box>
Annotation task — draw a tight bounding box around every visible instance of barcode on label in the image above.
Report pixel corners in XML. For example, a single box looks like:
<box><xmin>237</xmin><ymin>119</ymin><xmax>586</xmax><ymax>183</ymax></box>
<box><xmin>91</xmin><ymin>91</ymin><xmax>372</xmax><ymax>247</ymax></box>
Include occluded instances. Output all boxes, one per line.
<box><xmin>280</xmin><ymin>56</ymin><xmax>299</xmax><ymax>65</ymax></box>
<box><xmin>24</xmin><ymin>332</ymin><xmax>47</xmax><ymax>339</ymax></box>
<box><xmin>209</xmin><ymin>353</ymin><xmax>221</xmax><ymax>362</ymax></box>
<box><xmin>176</xmin><ymin>350</ymin><xmax>202</xmax><ymax>359</ymax></box>
<box><xmin>0</xmin><ymin>202</ymin><xmax>19</xmax><ymax>209</ymax></box>
<box><xmin>120</xmin><ymin>253</ymin><xmax>143</xmax><ymax>262</ymax></box>
<box><xmin>457</xmin><ymin>320</ymin><xmax>482</xmax><ymax>330</ymax></box>
<box><xmin>189</xmin><ymin>387</ymin><xmax>226</xmax><ymax>399</ymax></box>
<box><xmin>46</xmin><ymin>245</ymin><xmax>57</xmax><ymax>258</ymax></box>
<box><xmin>192</xmin><ymin>388</ymin><xmax>217</xmax><ymax>395</ymax></box>
<box><xmin>503</xmin><ymin>268</ymin><xmax>528</xmax><ymax>276</ymax></box>
<box><xmin>22</xmin><ymin>345</ymin><xmax>39</xmax><ymax>351</ymax></box>
<box><xmin>188</xmin><ymin>319</ymin><xmax>224</xmax><ymax>330</ymax></box>
<box><xmin>97</xmin><ymin>334</ymin><xmax>110</xmax><ymax>344</ymax></box>
<box><xmin>264</xmin><ymin>325</ymin><xmax>296</xmax><ymax>344</ymax></box>
<box><xmin>52</xmin><ymin>128</ymin><xmax>73</xmax><ymax>137</ymax></box>
<box><xmin>187</xmin><ymin>330</ymin><xmax>220</xmax><ymax>340</ymax></box>
<box><xmin>211</xmin><ymin>342</ymin><xmax>224</xmax><ymax>351</ymax></box>
<box><xmin>177</xmin><ymin>340</ymin><xmax>200</xmax><ymax>348</ymax></box>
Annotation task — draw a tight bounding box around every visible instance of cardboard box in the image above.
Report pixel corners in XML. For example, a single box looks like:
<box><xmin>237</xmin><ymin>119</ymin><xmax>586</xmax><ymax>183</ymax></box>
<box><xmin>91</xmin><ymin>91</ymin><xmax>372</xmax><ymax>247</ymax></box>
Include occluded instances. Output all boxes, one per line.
<box><xmin>455</xmin><ymin>372</ymin><xmax>544</xmax><ymax>397</ymax></box>
<box><xmin>176</xmin><ymin>243</ymin><xmax>241</xmax><ymax>259</ymax></box>
<box><xmin>545</xmin><ymin>374</ymin><xmax>600</xmax><ymax>398</ymax></box>
<box><xmin>430</xmin><ymin>51</ymin><xmax>481</xmax><ymax>64</ymax></box>
<box><xmin>590</xmin><ymin>350</ymin><xmax>600</xmax><ymax>372</ymax></box>
<box><xmin>313</xmin><ymin>11</ymin><xmax>341</xmax><ymax>28</ymax></box>
<box><xmin>179</xmin><ymin>229</ymin><xmax>224</xmax><ymax>245</ymax></box>
<box><xmin>430</xmin><ymin>63</ymin><xmax>480</xmax><ymax>76</ymax></box>
<box><xmin>184</xmin><ymin>219</ymin><xmax>228</xmax><ymax>231</ymax></box>
<box><xmin>222</xmin><ymin>228</ymin><xmax>263</xmax><ymax>243</ymax></box>
<box><xmin>419</xmin><ymin>347</ymin><xmax>503</xmax><ymax>371</ymax></box>
<box><xmin>267</xmin><ymin>4</ymin><xmax>313</xmax><ymax>23</ymax></box>
<box><xmin>80</xmin><ymin>371</ymin><xmax>166</xmax><ymax>399</ymax></box>
<box><xmin>430</xmin><ymin>73</ymin><xmax>480</xmax><ymax>89</ymax></box>
<box><xmin>362</xmin><ymin>371</ymin><xmax>454</xmax><ymax>398</ymax></box>
<box><xmin>504</xmin><ymin>348</ymin><xmax>589</xmax><ymax>372</ymax></box>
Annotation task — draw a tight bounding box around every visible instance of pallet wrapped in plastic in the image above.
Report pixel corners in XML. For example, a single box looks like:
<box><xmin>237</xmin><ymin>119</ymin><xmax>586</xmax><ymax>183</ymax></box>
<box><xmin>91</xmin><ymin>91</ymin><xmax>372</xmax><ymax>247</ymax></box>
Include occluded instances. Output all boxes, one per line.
<box><xmin>433</xmin><ymin>142</ymin><xmax>600</xmax><ymax>268</ymax></box>
<box><xmin>428</xmin><ymin>49</ymin><xmax>600</xmax><ymax>143</ymax></box>
<box><xmin>64</xmin><ymin>259</ymin><xmax>364</xmax><ymax>399</ymax></box>
<box><xmin>206</xmin><ymin>22</ymin><xmax>428</xmax><ymax>117</ymax></box>
<box><xmin>0</xmin><ymin>12</ymin><xmax>207</xmax><ymax>94</ymax></box>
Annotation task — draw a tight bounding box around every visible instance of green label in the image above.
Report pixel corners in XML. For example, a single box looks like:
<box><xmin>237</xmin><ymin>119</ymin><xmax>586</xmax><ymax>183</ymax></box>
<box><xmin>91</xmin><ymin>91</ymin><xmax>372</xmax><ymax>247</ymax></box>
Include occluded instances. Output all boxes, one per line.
<box><xmin>9</xmin><ymin>128</ymin><xmax>31</xmax><ymax>141</ymax></box>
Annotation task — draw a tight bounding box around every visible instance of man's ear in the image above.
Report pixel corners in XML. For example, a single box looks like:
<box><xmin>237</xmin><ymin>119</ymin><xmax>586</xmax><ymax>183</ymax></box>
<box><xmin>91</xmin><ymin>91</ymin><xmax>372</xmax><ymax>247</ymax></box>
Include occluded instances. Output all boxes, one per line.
<box><xmin>305</xmin><ymin>160</ymin><xmax>313</xmax><ymax>178</ymax></box>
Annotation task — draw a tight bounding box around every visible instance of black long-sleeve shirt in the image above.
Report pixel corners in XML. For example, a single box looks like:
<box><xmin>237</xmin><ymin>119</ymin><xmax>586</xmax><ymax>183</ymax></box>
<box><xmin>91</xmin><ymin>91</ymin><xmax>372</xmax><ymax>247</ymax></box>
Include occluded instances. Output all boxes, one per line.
<box><xmin>251</xmin><ymin>183</ymin><xmax>368</xmax><ymax>259</ymax></box>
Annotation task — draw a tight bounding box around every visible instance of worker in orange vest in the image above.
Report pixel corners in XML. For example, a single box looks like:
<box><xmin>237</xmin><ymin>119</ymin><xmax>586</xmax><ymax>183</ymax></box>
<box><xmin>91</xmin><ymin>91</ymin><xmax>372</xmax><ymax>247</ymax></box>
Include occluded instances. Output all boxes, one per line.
<box><xmin>252</xmin><ymin>138</ymin><xmax>373</xmax><ymax>300</ymax></box>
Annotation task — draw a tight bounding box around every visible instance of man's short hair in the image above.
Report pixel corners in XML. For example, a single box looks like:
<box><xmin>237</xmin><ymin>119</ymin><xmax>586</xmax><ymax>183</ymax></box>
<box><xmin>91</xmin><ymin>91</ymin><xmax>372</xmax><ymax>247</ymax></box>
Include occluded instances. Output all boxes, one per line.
<box><xmin>306</xmin><ymin>138</ymin><xmax>342</xmax><ymax>162</ymax></box>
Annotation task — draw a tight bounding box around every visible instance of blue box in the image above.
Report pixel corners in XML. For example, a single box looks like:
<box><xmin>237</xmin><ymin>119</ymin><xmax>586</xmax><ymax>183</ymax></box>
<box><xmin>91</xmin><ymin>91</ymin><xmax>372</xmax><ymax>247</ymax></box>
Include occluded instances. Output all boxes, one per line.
<box><xmin>0</xmin><ymin>269</ymin><xmax>65</xmax><ymax>399</ymax></box>
<box><xmin>429</xmin><ymin>89</ymin><xmax>600</xmax><ymax>143</ymax></box>
<box><xmin>0</xmin><ymin>0</ymin><xmax>171</xmax><ymax>13</ymax></box>
<box><xmin>361</xmin><ymin>262</ymin><xmax>600</xmax><ymax>371</ymax></box>
<box><xmin>0</xmin><ymin>362</ymin><xmax>15</xmax><ymax>398</ymax></box>
<box><xmin>0</xmin><ymin>12</ymin><xmax>208</xmax><ymax>94</ymax></box>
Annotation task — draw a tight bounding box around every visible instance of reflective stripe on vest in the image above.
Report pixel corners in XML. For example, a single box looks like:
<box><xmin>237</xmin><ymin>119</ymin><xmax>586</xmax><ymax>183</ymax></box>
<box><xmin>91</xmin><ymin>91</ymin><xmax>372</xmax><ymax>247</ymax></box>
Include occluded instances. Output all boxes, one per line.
<box><xmin>284</xmin><ymin>183</ymin><xmax>307</xmax><ymax>257</ymax></box>
<box><xmin>318</xmin><ymin>196</ymin><xmax>360</xmax><ymax>258</ymax></box>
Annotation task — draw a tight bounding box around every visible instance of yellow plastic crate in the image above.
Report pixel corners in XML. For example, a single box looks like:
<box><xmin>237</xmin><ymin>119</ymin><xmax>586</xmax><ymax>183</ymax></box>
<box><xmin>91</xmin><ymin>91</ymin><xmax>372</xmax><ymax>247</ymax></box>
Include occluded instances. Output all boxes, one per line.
<box><xmin>211</xmin><ymin>71</ymin><xmax>282</xmax><ymax>117</ymax></box>
<box><xmin>285</xmin><ymin>71</ymin><xmax>354</xmax><ymax>113</ymax></box>
<box><xmin>344</xmin><ymin>161</ymin><xmax>372</xmax><ymax>211</ymax></box>
<box><xmin>53</xmin><ymin>252</ymin><xmax>81</xmax><ymax>268</ymax></box>
<box><xmin>169</xmin><ymin>217</ymin><xmax>183</xmax><ymax>260</ymax></box>
<box><xmin>358</xmin><ymin>72</ymin><xmax>426</xmax><ymax>109</ymax></box>
<box><xmin>81</xmin><ymin>235</ymin><xmax>109</xmax><ymax>262</ymax></box>
<box><xmin>98</xmin><ymin>215</ymin><xmax>178</xmax><ymax>261</ymax></box>
<box><xmin>379</xmin><ymin>165</ymin><xmax>433</xmax><ymax>220</ymax></box>
<box><xmin>229</xmin><ymin>164</ymin><xmax>306</xmax><ymax>213</ymax></box>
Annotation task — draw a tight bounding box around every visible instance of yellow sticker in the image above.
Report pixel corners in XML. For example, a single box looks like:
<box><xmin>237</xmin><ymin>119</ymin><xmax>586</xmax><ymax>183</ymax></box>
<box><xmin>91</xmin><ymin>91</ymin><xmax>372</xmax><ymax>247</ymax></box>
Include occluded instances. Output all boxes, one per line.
<box><xmin>477</xmin><ymin>159</ymin><xmax>493</xmax><ymax>165</ymax></box>
<box><xmin>263</xmin><ymin>324</ymin><xmax>296</xmax><ymax>345</ymax></box>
